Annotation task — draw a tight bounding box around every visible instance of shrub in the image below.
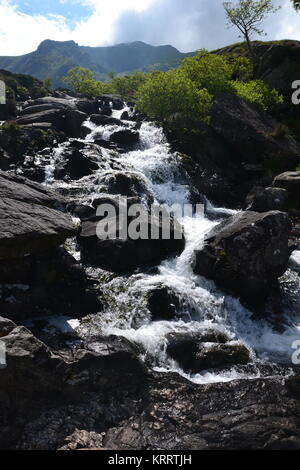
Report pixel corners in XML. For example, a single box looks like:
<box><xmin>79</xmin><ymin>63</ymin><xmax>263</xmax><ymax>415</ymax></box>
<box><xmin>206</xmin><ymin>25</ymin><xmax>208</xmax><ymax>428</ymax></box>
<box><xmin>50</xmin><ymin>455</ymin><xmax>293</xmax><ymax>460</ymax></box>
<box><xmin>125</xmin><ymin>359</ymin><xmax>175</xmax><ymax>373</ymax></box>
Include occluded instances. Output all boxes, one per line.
<box><xmin>137</xmin><ymin>69</ymin><xmax>212</xmax><ymax>122</ymax></box>
<box><xmin>226</xmin><ymin>55</ymin><xmax>254</xmax><ymax>82</ymax></box>
<box><xmin>111</xmin><ymin>72</ymin><xmax>150</xmax><ymax>100</ymax></box>
<box><xmin>63</xmin><ymin>67</ymin><xmax>112</xmax><ymax>96</ymax></box>
<box><xmin>180</xmin><ymin>51</ymin><xmax>234</xmax><ymax>94</ymax></box>
<box><xmin>230</xmin><ymin>80</ymin><xmax>283</xmax><ymax>111</ymax></box>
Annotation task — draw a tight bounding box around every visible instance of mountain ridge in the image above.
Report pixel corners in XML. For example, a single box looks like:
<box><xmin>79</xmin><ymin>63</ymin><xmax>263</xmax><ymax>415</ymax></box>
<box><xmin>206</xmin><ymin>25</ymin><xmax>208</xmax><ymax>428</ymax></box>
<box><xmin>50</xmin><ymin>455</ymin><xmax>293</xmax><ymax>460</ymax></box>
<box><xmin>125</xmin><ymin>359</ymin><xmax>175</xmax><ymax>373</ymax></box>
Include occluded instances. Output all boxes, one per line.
<box><xmin>0</xmin><ymin>39</ymin><xmax>193</xmax><ymax>87</ymax></box>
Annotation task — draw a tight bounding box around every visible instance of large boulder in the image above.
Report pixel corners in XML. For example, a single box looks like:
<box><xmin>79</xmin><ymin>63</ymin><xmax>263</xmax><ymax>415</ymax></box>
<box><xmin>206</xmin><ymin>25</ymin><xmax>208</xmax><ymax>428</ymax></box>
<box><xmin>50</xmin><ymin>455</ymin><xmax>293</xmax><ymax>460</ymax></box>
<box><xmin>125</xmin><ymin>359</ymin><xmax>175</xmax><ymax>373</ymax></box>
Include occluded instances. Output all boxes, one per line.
<box><xmin>89</xmin><ymin>114</ymin><xmax>124</xmax><ymax>127</ymax></box>
<box><xmin>0</xmin><ymin>196</ymin><xmax>75</xmax><ymax>260</ymax></box>
<box><xmin>211</xmin><ymin>93</ymin><xmax>300</xmax><ymax>171</ymax></box>
<box><xmin>166</xmin><ymin>332</ymin><xmax>250</xmax><ymax>374</ymax></box>
<box><xmin>0</xmin><ymin>170</ymin><xmax>65</xmax><ymax>207</ymax></box>
<box><xmin>99</xmin><ymin>95</ymin><xmax>124</xmax><ymax>110</ymax></box>
<box><xmin>244</xmin><ymin>186</ymin><xmax>288</xmax><ymax>212</ymax></box>
<box><xmin>110</xmin><ymin>129</ymin><xmax>140</xmax><ymax>146</ymax></box>
<box><xmin>147</xmin><ymin>286</ymin><xmax>181</xmax><ymax>321</ymax></box>
<box><xmin>53</xmin><ymin>141</ymin><xmax>101</xmax><ymax>181</ymax></box>
<box><xmin>78</xmin><ymin>203</ymin><xmax>185</xmax><ymax>273</ymax></box>
<box><xmin>0</xmin><ymin>247</ymin><xmax>102</xmax><ymax>320</ymax></box>
<box><xmin>0</xmin><ymin>169</ymin><xmax>86</xmax><ymax>288</ymax></box>
<box><xmin>0</xmin><ymin>122</ymin><xmax>65</xmax><ymax>168</ymax></box>
<box><xmin>16</xmin><ymin>108</ymin><xmax>87</xmax><ymax>137</ymax></box>
<box><xmin>194</xmin><ymin>211</ymin><xmax>293</xmax><ymax>299</ymax></box>
<box><xmin>96</xmin><ymin>171</ymin><xmax>154</xmax><ymax>203</ymax></box>
<box><xmin>273</xmin><ymin>172</ymin><xmax>300</xmax><ymax>210</ymax></box>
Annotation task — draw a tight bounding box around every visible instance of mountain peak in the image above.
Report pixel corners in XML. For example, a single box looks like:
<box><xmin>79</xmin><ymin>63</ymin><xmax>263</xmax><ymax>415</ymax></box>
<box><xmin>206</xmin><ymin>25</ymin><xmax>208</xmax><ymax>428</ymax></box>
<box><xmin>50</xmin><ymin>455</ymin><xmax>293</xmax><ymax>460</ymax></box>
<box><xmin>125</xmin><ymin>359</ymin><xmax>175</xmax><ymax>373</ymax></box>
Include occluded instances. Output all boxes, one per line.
<box><xmin>37</xmin><ymin>40</ymin><xmax>78</xmax><ymax>53</ymax></box>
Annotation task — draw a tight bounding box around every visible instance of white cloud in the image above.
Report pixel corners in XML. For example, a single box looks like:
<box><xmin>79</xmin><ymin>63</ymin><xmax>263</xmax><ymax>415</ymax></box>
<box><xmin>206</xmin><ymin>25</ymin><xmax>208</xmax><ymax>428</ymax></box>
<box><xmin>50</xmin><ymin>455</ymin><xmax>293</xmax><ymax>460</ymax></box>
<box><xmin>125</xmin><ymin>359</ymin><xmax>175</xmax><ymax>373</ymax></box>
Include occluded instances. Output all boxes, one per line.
<box><xmin>0</xmin><ymin>0</ymin><xmax>155</xmax><ymax>55</ymax></box>
<box><xmin>0</xmin><ymin>0</ymin><xmax>72</xmax><ymax>55</ymax></box>
<box><xmin>0</xmin><ymin>0</ymin><xmax>299</xmax><ymax>56</ymax></box>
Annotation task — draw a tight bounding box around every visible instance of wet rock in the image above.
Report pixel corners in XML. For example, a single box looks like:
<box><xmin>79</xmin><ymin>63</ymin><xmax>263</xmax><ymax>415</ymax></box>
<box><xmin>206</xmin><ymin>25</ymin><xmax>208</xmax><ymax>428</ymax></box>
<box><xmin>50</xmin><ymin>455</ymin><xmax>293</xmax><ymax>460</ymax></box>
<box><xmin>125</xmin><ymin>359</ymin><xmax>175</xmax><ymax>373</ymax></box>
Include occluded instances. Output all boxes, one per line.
<box><xmin>65</xmin><ymin>109</ymin><xmax>88</xmax><ymax>138</ymax></box>
<box><xmin>147</xmin><ymin>286</ymin><xmax>181</xmax><ymax>320</ymax></box>
<box><xmin>62</xmin><ymin>147</ymin><xmax>99</xmax><ymax>180</ymax></box>
<box><xmin>93</xmin><ymin>139</ymin><xmax>118</xmax><ymax>150</ymax></box>
<box><xmin>167</xmin><ymin>334</ymin><xmax>250</xmax><ymax>373</ymax></box>
<box><xmin>89</xmin><ymin>115</ymin><xmax>123</xmax><ymax>127</ymax></box>
<box><xmin>80</xmin><ymin>122</ymin><xmax>92</xmax><ymax>139</ymax></box>
<box><xmin>100</xmin><ymin>106</ymin><xmax>113</xmax><ymax>116</ymax></box>
<box><xmin>76</xmin><ymin>99</ymin><xmax>100</xmax><ymax>115</ymax></box>
<box><xmin>273</xmin><ymin>172</ymin><xmax>300</xmax><ymax>210</ymax></box>
<box><xmin>99</xmin><ymin>95</ymin><xmax>124</xmax><ymax>110</ymax></box>
<box><xmin>120</xmin><ymin>111</ymin><xmax>129</xmax><ymax>120</ymax></box>
<box><xmin>78</xmin><ymin>204</ymin><xmax>185</xmax><ymax>273</ymax></box>
<box><xmin>244</xmin><ymin>186</ymin><xmax>288</xmax><ymax>212</ymax></box>
<box><xmin>96</xmin><ymin>171</ymin><xmax>153</xmax><ymax>203</ymax></box>
<box><xmin>194</xmin><ymin>211</ymin><xmax>293</xmax><ymax>299</ymax></box>
<box><xmin>110</xmin><ymin>129</ymin><xmax>140</xmax><ymax>146</ymax></box>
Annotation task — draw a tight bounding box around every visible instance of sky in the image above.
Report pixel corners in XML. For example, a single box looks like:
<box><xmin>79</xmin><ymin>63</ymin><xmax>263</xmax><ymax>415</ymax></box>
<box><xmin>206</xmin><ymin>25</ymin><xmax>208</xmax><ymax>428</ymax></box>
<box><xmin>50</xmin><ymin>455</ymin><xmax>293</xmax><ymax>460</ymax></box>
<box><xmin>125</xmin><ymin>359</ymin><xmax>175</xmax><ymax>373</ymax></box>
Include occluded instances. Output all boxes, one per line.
<box><xmin>0</xmin><ymin>0</ymin><xmax>299</xmax><ymax>56</ymax></box>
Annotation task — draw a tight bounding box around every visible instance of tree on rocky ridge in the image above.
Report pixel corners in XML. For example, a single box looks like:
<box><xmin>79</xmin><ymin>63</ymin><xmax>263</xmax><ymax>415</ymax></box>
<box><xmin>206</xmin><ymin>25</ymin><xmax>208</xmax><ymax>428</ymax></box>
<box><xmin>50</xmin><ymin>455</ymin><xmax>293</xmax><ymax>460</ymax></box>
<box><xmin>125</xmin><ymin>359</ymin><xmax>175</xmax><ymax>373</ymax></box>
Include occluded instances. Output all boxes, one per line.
<box><xmin>223</xmin><ymin>0</ymin><xmax>280</xmax><ymax>60</ymax></box>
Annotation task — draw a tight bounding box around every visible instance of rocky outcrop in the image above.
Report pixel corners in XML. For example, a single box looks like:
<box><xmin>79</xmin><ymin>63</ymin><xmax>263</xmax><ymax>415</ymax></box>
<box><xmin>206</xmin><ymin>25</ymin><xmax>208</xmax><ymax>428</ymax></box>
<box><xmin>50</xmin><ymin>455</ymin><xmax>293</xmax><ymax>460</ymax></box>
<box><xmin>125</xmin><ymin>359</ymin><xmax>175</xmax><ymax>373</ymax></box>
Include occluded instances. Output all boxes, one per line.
<box><xmin>0</xmin><ymin>192</ymin><xmax>75</xmax><ymax>260</ymax></box>
<box><xmin>273</xmin><ymin>172</ymin><xmax>300</xmax><ymax>210</ymax></box>
<box><xmin>0</xmin><ymin>123</ymin><xmax>65</xmax><ymax>170</ymax></box>
<box><xmin>194</xmin><ymin>211</ymin><xmax>293</xmax><ymax>299</ymax></box>
<box><xmin>102</xmin><ymin>373</ymin><xmax>300</xmax><ymax>451</ymax></box>
<box><xmin>0</xmin><ymin>323</ymin><xmax>146</xmax><ymax>449</ymax></box>
<box><xmin>244</xmin><ymin>186</ymin><xmax>288</xmax><ymax>212</ymax></box>
<box><xmin>0</xmin><ymin>171</ymin><xmax>103</xmax><ymax>319</ymax></box>
<box><xmin>211</xmin><ymin>93</ymin><xmax>300</xmax><ymax>171</ymax></box>
<box><xmin>16</xmin><ymin>108</ymin><xmax>87</xmax><ymax>138</ymax></box>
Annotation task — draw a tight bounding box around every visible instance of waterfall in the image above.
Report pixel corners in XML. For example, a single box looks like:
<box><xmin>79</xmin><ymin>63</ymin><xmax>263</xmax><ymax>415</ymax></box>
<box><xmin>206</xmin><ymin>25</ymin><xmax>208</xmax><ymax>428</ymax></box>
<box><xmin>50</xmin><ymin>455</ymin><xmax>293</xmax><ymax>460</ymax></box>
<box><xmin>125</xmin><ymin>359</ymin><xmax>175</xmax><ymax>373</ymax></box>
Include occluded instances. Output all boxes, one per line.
<box><xmin>42</xmin><ymin>105</ymin><xmax>300</xmax><ymax>384</ymax></box>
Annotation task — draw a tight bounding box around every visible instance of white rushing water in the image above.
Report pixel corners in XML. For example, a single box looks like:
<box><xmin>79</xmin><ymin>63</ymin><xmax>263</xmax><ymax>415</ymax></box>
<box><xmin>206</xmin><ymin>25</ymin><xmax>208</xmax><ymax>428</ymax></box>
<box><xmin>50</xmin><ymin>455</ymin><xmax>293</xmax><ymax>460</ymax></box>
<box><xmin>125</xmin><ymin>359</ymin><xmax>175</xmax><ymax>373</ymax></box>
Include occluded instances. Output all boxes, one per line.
<box><xmin>45</xmin><ymin>105</ymin><xmax>300</xmax><ymax>384</ymax></box>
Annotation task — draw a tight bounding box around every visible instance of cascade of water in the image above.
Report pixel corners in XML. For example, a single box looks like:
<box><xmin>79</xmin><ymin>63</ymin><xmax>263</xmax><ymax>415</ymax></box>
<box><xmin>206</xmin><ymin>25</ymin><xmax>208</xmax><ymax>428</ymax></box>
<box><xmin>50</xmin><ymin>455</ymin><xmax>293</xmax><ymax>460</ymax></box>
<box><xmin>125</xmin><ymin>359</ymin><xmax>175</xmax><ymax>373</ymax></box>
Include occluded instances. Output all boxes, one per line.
<box><xmin>44</xmin><ymin>107</ymin><xmax>300</xmax><ymax>384</ymax></box>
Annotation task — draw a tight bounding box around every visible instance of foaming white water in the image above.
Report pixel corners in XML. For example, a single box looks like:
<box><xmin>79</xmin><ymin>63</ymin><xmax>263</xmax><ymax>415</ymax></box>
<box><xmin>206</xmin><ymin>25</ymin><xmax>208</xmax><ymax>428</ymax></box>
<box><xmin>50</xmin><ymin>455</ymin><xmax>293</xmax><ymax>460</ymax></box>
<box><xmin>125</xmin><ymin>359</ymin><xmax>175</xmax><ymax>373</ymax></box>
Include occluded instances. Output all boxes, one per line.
<box><xmin>290</xmin><ymin>250</ymin><xmax>300</xmax><ymax>272</ymax></box>
<box><xmin>91</xmin><ymin>119</ymin><xmax>300</xmax><ymax>382</ymax></box>
<box><xmin>48</xmin><ymin>111</ymin><xmax>299</xmax><ymax>383</ymax></box>
<box><xmin>44</xmin><ymin>144</ymin><xmax>66</xmax><ymax>184</ymax></box>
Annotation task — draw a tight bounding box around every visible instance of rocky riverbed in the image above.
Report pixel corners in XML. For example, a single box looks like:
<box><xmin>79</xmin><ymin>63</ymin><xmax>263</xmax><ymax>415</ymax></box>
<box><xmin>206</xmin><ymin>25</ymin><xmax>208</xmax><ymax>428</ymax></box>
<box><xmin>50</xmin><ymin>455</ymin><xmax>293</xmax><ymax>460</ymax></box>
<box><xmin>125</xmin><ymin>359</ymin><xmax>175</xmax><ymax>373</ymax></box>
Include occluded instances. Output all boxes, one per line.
<box><xmin>0</xmin><ymin>91</ymin><xmax>299</xmax><ymax>450</ymax></box>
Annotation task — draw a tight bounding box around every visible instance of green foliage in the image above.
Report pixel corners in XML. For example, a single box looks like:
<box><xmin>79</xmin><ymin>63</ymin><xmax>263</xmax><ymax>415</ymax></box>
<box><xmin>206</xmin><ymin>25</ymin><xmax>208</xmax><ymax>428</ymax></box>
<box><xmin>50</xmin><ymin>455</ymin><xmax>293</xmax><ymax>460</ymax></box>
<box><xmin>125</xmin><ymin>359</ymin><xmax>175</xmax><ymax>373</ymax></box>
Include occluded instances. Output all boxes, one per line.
<box><xmin>110</xmin><ymin>72</ymin><xmax>149</xmax><ymax>100</ymax></box>
<box><xmin>292</xmin><ymin>0</ymin><xmax>300</xmax><ymax>10</ymax></box>
<box><xmin>227</xmin><ymin>55</ymin><xmax>254</xmax><ymax>81</ymax></box>
<box><xmin>180</xmin><ymin>51</ymin><xmax>234</xmax><ymax>94</ymax></box>
<box><xmin>63</xmin><ymin>67</ymin><xmax>112</xmax><ymax>96</ymax></box>
<box><xmin>296</xmin><ymin>165</ymin><xmax>300</xmax><ymax>171</ymax></box>
<box><xmin>137</xmin><ymin>69</ymin><xmax>213</xmax><ymax>122</ymax></box>
<box><xmin>230</xmin><ymin>80</ymin><xmax>283</xmax><ymax>111</ymax></box>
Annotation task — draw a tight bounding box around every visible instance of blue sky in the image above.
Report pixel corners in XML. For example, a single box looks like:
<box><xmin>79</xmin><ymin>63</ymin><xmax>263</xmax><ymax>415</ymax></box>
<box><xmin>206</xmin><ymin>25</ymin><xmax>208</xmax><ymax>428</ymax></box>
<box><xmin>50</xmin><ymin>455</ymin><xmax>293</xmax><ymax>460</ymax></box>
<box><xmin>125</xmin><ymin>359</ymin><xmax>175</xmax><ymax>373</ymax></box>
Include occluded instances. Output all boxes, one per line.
<box><xmin>14</xmin><ymin>0</ymin><xmax>93</xmax><ymax>25</ymax></box>
<box><xmin>0</xmin><ymin>0</ymin><xmax>299</xmax><ymax>56</ymax></box>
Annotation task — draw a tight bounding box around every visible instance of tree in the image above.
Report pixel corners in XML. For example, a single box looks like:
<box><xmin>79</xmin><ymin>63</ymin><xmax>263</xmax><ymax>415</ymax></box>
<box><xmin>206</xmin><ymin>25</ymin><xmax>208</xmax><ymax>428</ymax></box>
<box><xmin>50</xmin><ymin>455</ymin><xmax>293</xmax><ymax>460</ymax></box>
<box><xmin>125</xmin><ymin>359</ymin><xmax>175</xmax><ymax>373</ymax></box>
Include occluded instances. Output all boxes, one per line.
<box><xmin>223</xmin><ymin>0</ymin><xmax>280</xmax><ymax>60</ymax></box>
<box><xmin>137</xmin><ymin>69</ymin><xmax>213</xmax><ymax>123</ymax></box>
<box><xmin>180</xmin><ymin>50</ymin><xmax>234</xmax><ymax>94</ymax></box>
<box><xmin>63</xmin><ymin>67</ymin><xmax>111</xmax><ymax>96</ymax></box>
